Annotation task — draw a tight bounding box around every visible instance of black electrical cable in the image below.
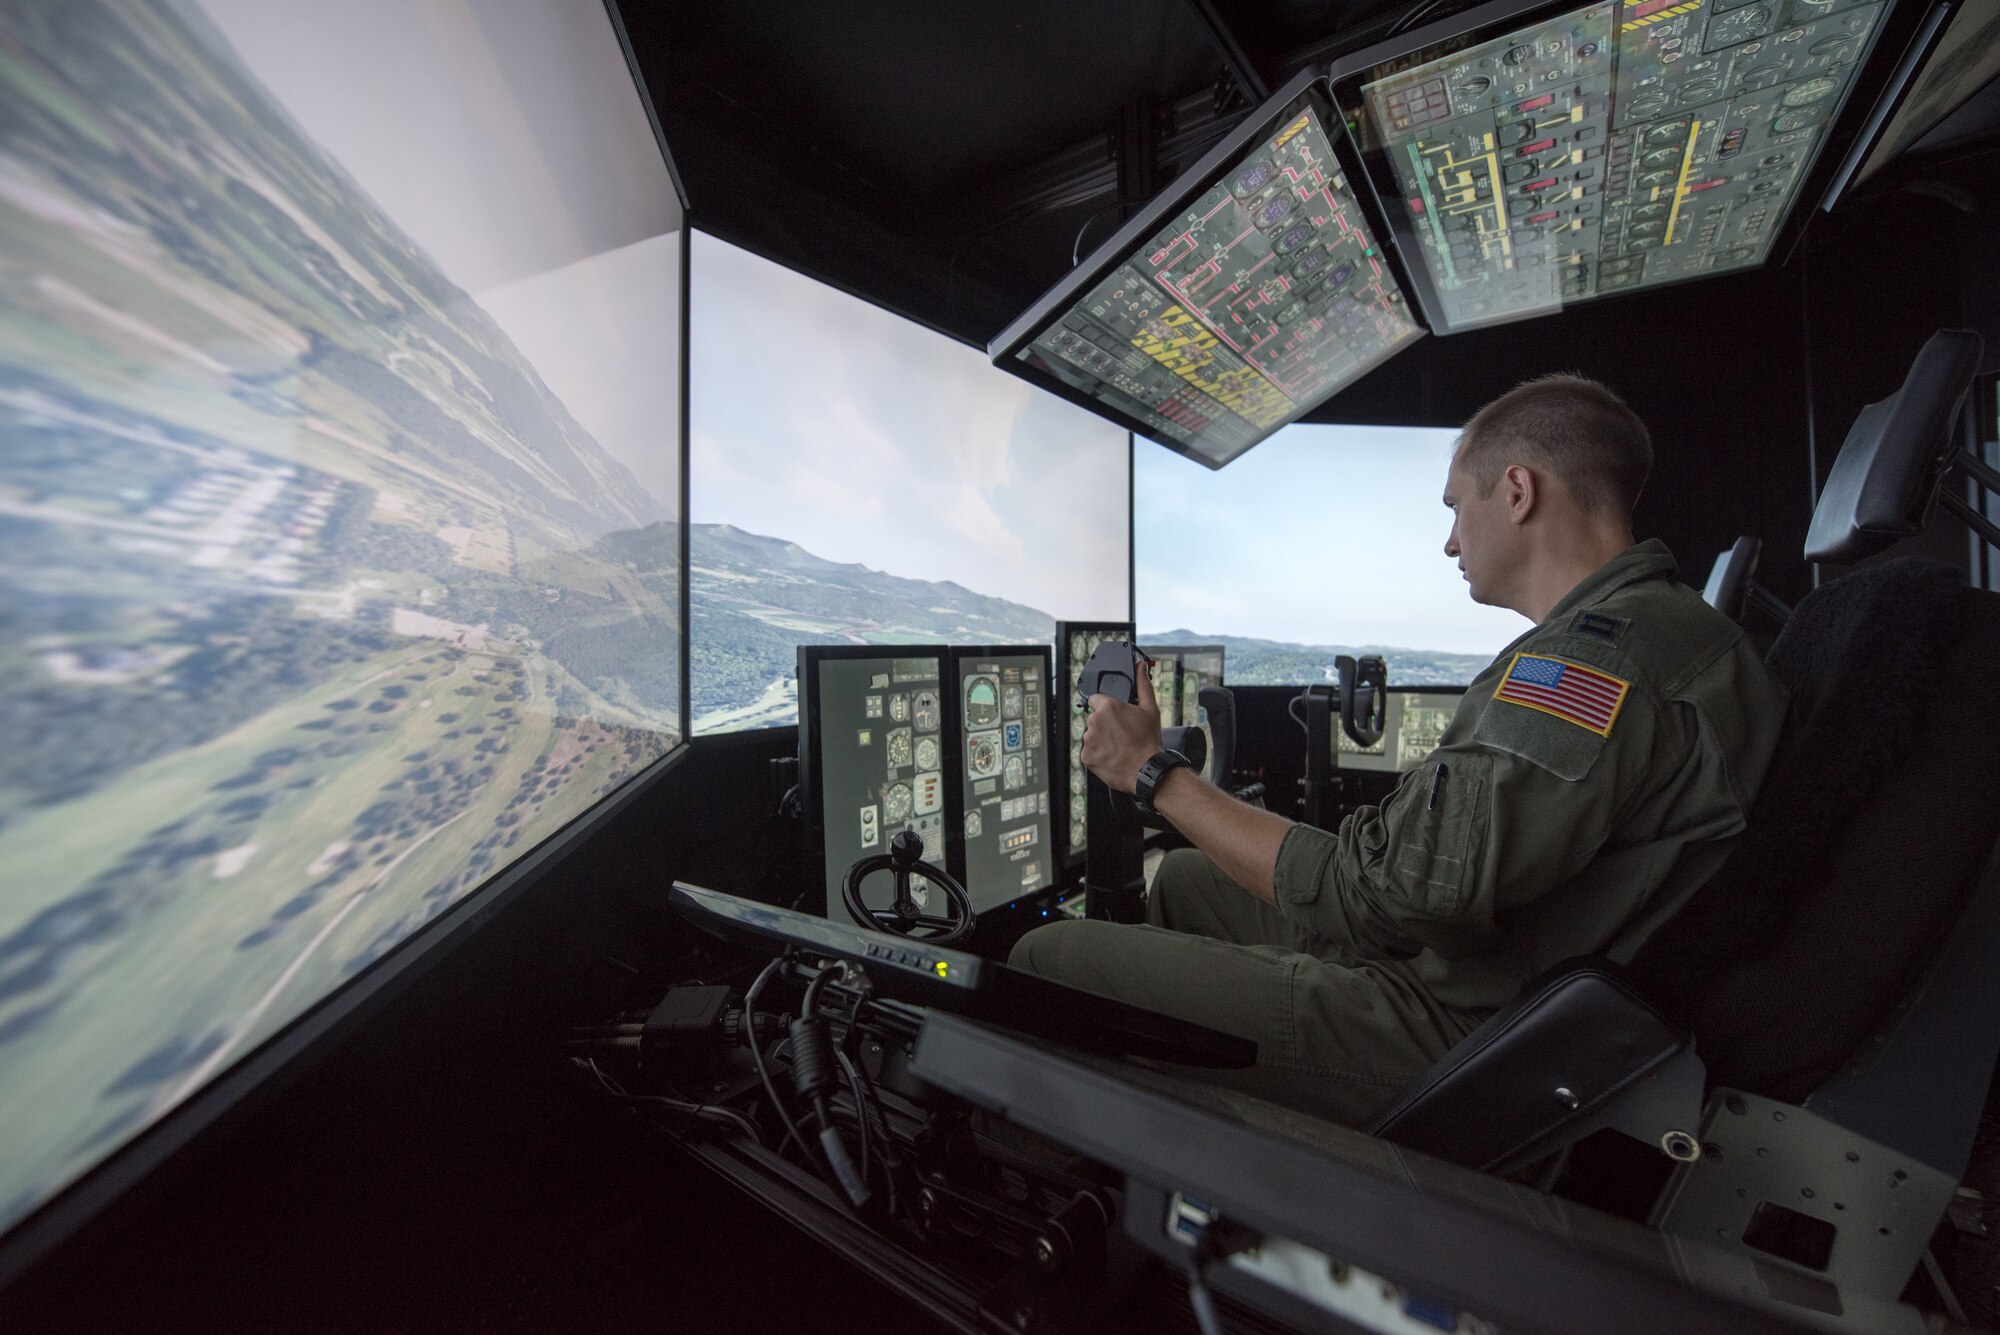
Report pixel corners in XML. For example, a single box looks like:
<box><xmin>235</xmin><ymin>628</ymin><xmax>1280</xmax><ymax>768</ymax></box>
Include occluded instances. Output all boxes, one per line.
<box><xmin>743</xmin><ymin>957</ymin><xmax>812</xmax><ymax>1159</ymax></box>
<box><xmin>573</xmin><ymin>1058</ymin><xmax>763</xmax><ymax>1144</ymax></box>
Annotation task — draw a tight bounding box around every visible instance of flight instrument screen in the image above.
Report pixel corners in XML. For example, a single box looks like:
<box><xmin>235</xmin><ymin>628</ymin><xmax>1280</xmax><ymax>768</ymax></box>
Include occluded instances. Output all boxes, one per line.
<box><xmin>955</xmin><ymin>651</ymin><xmax>1054</xmax><ymax>910</ymax></box>
<box><xmin>1339</xmin><ymin>0</ymin><xmax>1885</xmax><ymax>330</ymax></box>
<box><xmin>809</xmin><ymin>653</ymin><xmax>949</xmax><ymax>928</ymax></box>
<box><xmin>1007</xmin><ymin>92</ymin><xmax>1425</xmax><ymax>468</ymax></box>
<box><xmin>1056</xmin><ymin>622</ymin><xmax>1134</xmax><ymax>865</ymax></box>
<box><xmin>1336</xmin><ymin>689</ymin><xmax>1469</xmax><ymax>773</ymax></box>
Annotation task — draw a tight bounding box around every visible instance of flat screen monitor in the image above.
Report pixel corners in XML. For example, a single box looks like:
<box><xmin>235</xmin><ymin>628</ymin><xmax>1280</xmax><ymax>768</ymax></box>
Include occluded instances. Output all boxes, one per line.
<box><xmin>0</xmin><ymin>0</ymin><xmax>686</xmax><ymax>1250</ymax></box>
<box><xmin>989</xmin><ymin>71</ymin><xmax>1425</xmax><ymax>469</ymax></box>
<box><xmin>1336</xmin><ymin>688</ymin><xmax>1471</xmax><ymax>773</ymax></box>
<box><xmin>799</xmin><ymin>647</ymin><xmax>956</xmax><ymax>929</ymax></box>
<box><xmin>1136</xmin><ymin>424</ymin><xmax>1527</xmax><ymax>686</ymax></box>
<box><xmin>1054</xmin><ymin>622</ymin><xmax>1135</xmax><ymax>866</ymax></box>
<box><xmin>689</xmin><ymin>232</ymin><xmax>1131</xmax><ymax>735</ymax></box>
<box><xmin>950</xmin><ymin>648</ymin><xmax>1056</xmax><ymax>911</ymax></box>
<box><xmin>1329</xmin><ymin>0</ymin><xmax>1893</xmax><ymax>332</ymax></box>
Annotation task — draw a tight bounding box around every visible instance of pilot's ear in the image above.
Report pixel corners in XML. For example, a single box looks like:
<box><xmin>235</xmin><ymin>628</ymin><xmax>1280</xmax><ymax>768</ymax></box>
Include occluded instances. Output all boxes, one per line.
<box><xmin>1504</xmin><ymin>464</ymin><xmax>1536</xmax><ymax>525</ymax></box>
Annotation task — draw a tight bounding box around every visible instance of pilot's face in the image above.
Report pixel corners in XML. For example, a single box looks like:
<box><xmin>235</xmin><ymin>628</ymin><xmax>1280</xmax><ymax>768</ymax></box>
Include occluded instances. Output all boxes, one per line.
<box><xmin>1443</xmin><ymin>454</ymin><xmax>1512</xmax><ymax>607</ymax></box>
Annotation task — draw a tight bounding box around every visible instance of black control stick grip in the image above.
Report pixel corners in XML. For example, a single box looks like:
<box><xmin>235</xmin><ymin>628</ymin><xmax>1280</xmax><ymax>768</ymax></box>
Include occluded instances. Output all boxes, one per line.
<box><xmin>1336</xmin><ymin>654</ymin><xmax>1388</xmax><ymax>749</ymax></box>
<box><xmin>1075</xmin><ymin>641</ymin><xmax>1143</xmax><ymax>710</ymax></box>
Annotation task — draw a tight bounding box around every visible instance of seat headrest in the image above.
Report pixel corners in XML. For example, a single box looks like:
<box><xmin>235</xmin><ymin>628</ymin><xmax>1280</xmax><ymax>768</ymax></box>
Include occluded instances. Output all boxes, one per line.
<box><xmin>1803</xmin><ymin>328</ymin><xmax>1984</xmax><ymax>564</ymax></box>
<box><xmin>1702</xmin><ymin>536</ymin><xmax>1761</xmax><ymax>622</ymax></box>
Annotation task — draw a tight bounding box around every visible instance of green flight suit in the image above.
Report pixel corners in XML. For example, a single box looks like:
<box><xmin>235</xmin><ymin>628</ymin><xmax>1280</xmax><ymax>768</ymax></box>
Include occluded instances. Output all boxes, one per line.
<box><xmin>1008</xmin><ymin>541</ymin><xmax>1790</xmax><ymax>1126</ymax></box>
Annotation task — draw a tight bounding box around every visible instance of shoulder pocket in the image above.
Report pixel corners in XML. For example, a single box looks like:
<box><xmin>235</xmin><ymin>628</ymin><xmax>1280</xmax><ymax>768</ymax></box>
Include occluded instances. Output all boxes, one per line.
<box><xmin>1385</xmin><ymin>754</ymin><xmax>1489</xmax><ymax>916</ymax></box>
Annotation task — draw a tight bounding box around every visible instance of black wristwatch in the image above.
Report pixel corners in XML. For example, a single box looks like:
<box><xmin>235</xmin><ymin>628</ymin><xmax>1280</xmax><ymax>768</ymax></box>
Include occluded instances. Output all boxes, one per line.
<box><xmin>1133</xmin><ymin>749</ymin><xmax>1194</xmax><ymax>820</ymax></box>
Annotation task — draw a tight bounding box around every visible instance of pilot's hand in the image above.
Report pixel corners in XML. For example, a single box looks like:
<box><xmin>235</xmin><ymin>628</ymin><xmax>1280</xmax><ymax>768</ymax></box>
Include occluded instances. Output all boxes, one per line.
<box><xmin>1082</xmin><ymin>660</ymin><xmax>1163</xmax><ymax>796</ymax></box>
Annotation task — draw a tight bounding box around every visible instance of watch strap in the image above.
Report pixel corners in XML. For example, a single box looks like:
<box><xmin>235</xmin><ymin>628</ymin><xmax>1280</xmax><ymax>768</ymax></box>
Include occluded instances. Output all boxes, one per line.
<box><xmin>1134</xmin><ymin>749</ymin><xmax>1193</xmax><ymax>819</ymax></box>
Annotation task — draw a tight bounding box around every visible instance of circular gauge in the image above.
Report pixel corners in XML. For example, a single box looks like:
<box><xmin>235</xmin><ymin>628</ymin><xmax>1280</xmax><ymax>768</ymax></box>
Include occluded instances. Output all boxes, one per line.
<box><xmin>1001</xmin><ymin>684</ymin><xmax>1024</xmax><ymax>718</ymax></box>
<box><xmin>1783</xmin><ymin>76</ymin><xmax>1839</xmax><ymax>107</ymax></box>
<box><xmin>1232</xmin><ymin>160</ymin><xmax>1275</xmax><ymax>198</ymax></box>
<box><xmin>1630</xmin><ymin>202</ymin><xmax>1669</xmax><ymax>220</ymax></box>
<box><xmin>1275</xmin><ymin>303</ymin><xmax>1305</xmax><ymax>326</ymax></box>
<box><xmin>1706</xmin><ymin>5</ymin><xmax>1771</xmax><ymax>47</ymax></box>
<box><xmin>888</xmin><ymin>694</ymin><xmax>910</xmax><ymax>722</ymax></box>
<box><xmin>915</xmin><ymin>736</ymin><xmax>939</xmax><ymax>771</ymax></box>
<box><xmin>1679</xmin><ymin>77</ymin><xmax>1721</xmax><ymax>102</ymax></box>
<box><xmin>1629</xmin><ymin>220</ymin><xmax>1667</xmax><ymax>238</ymax></box>
<box><xmin>1625</xmin><ymin>94</ymin><xmax>1669</xmax><ymax>119</ymax></box>
<box><xmin>1070</xmin><ymin>795</ymin><xmax>1086</xmax><ymax>827</ymax></box>
<box><xmin>913</xmin><ymin>690</ymin><xmax>940</xmax><ymax>731</ymax></box>
<box><xmin>1772</xmin><ymin>109</ymin><xmax>1823</xmax><ymax>133</ymax></box>
<box><xmin>1070</xmin><ymin>768</ymin><xmax>1085</xmax><ymax>795</ymax></box>
<box><xmin>1638</xmin><ymin>169</ymin><xmax>1677</xmax><ymax>188</ymax></box>
<box><xmin>964</xmin><ymin>675</ymin><xmax>999</xmax><ymax>727</ymax></box>
<box><xmin>964</xmin><ymin>810</ymin><xmax>983</xmax><ymax>839</ymax></box>
<box><xmin>1274</xmin><ymin>222</ymin><xmax>1314</xmax><ymax>254</ymax></box>
<box><xmin>1646</xmin><ymin>121</ymin><xmax>1685</xmax><ymax>144</ymax></box>
<box><xmin>887</xmin><ymin>729</ymin><xmax>912</xmax><ymax>767</ymax></box>
<box><xmin>884</xmin><ymin>783</ymin><xmax>912</xmax><ymax>823</ymax></box>
<box><xmin>1454</xmin><ymin>74</ymin><xmax>1492</xmax><ymax>96</ymax></box>
<box><xmin>1810</xmin><ymin>35</ymin><xmax>1855</xmax><ymax>58</ymax></box>
<box><xmin>908</xmin><ymin>877</ymin><xmax>930</xmax><ymax>911</ymax></box>
<box><xmin>1577</xmin><ymin>42</ymin><xmax>1599</xmax><ymax>58</ymax></box>
<box><xmin>1643</xmin><ymin>146</ymin><xmax>1682</xmax><ymax>167</ymax></box>
<box><xmin>1255</xmin><ymin>193</ymin><xmax>1295</xmax><ymax>230</ymax></box>
<box><xmin>968</xmin><ymin>733</ymin><xmax>1000</xmax><ymax>777</ymax></box>
<box><xmin>1503</xmin><ymin>43</ymin><xmax>1534</xmax><ymax>65</ymax></box>
<box><xmin>1003</xmin><ymin>755</ymin><xmax>1026</xmax><ymax>790</ymax></box>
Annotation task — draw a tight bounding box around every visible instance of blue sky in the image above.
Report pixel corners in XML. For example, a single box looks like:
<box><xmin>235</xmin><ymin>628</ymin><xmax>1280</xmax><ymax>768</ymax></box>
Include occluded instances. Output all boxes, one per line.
<box><xmin>690</xmin><ymin>233</ymin><xmax>1130</xmax><ymax>621</ymax></box>
<box><xmin>1135</xmin><ymin>423</ymin><xmax>1529</xmax><ymax>655</ymax></box>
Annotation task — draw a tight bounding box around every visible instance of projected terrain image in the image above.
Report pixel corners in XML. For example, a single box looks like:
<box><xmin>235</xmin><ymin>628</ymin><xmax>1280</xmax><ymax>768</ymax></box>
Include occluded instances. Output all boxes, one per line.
<box><xmin>0</xmin><ymin>2</ymin><xmax>680</xmax><ymax>1230</ymax></box>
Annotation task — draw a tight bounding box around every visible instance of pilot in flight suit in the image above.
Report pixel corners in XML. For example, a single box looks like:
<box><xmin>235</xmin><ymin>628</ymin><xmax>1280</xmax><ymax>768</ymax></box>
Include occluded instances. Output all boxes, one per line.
<box><xmin>1008</xmin><ymin>377</ymin><xmax>1791</xmax><ymax>1127</ymax></box>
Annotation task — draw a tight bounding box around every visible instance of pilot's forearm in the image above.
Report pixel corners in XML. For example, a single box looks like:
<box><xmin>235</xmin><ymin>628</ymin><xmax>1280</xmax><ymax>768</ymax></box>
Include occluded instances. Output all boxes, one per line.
<box><xmin>1148</xmin><ymin>767</ymin><xmax>1292</xmax><ymax>905</ymax></box>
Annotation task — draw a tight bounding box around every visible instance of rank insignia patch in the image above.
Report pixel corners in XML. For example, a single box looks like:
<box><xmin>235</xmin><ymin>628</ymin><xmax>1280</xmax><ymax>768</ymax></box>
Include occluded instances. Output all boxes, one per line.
<box><xmin>1494</xmin><ymin>653</ymin><xmax>1629</xmax><ymax>737</ymax></box>
<box><xmin>1569</xmin><ymin>610</ymin><xmax>1628</xmax><ymax>645</ymax></box>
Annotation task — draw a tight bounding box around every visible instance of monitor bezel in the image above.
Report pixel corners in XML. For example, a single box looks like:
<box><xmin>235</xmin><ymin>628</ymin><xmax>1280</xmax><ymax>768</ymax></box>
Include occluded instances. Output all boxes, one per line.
<box><xmin>987</xmin><ymin>66</ymin><xmax>1428</xmax><ymax>471</ymax></box>
<box><xmin>945</xmin><ymin>645</ymin><xmax>1060</xmax><ymax>912</ymax></box>
<box><xmin>1053</xmin><ymin>621</ymin><xmax>1137</xmax><ymax>869</ymax></box>
<box><xmin>797</xmin><ymin>644</ymin><xmax>961</xmax><ymax>922</ymax></box>
<box><xmin>1324</xmin><ymin>0</ymin><xmax>1917</xmax><ymax>335</ymax></box>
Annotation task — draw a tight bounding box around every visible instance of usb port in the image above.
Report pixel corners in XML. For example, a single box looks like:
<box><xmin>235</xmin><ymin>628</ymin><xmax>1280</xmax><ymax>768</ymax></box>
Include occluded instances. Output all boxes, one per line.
<box><xmin>1166</xmin><ymin>1192</ymin><xmax>1217</xmax><ymax>1246</ymax></box>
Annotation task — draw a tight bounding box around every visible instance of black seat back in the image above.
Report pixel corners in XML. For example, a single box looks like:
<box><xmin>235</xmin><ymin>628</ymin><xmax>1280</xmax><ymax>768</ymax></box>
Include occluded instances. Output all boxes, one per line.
<box><xmin>1632</xmin><ymin>568</ymin><xmax>2000</xmax><ymax>1101</ymax></box>
<box><xmin>1803</xmin><ymin>328</ymin><xmax>1983</xmax><ymax>563</ymax></box>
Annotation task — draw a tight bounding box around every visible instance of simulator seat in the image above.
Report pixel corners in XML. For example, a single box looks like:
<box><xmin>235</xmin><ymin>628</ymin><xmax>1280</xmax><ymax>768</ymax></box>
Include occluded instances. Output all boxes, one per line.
<box><xmin>1702</xmin><ymin>535</ymin><xmax>1793</xmax><ymax>632</ymax></box>
<box><xmin>1363</xmin><ymin>326</ymin><xmax>1998</xmax><ymax>1304</ymax></box>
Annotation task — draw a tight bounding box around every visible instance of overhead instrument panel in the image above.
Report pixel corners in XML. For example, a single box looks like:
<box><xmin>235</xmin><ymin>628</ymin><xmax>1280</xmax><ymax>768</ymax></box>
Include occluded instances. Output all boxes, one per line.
<box><xmin>1333</xmin><ymin>0</ymin><xmax>1887</xmax><ymax>330</ymax></box>
<box><xmin>990</xmin><ymin>78</ymin><xmax>1425</xmax><ymax>469</ymax></box>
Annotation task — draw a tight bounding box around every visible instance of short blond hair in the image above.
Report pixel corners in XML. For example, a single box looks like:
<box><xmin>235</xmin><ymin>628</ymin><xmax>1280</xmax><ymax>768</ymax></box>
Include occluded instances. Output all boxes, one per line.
<box><xmin>1455</xmin><ymin>374</ymin><xmax>1652</xmax><ymax>517</ymax></box>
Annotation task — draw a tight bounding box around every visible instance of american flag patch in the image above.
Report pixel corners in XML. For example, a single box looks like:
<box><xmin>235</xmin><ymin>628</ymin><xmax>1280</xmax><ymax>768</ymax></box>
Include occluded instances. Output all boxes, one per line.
<box><xmin>1494</xmin><ymin>653</ymin><xmax>1630</xmax><ymax>737</ymax></box>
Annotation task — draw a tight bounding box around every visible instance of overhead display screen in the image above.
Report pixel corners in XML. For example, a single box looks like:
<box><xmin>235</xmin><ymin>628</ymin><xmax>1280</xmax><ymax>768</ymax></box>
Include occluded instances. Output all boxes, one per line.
<box><xmin>0</xmin><ymin>0</ymin><xmax>684</xmax><ymax>1240</ymax></box>
<box><xmin>952</xmin><ymin>650</ymin><xmax>1054</xmax><ymax>911</ymax></box>
<box><xmin>1335</xmin><ymin>0</ymin><xmax>1887</xmax><ymax>330</ymax></box>
<box><xmin>690</xmin><ymin>233</ymin><xmax>1130</xmax><ymax>735</ymax></box>
<box><xmin>993</xmin><ymin>83</ymin><xmax>1425</xmax><ymax>469</ymax></box>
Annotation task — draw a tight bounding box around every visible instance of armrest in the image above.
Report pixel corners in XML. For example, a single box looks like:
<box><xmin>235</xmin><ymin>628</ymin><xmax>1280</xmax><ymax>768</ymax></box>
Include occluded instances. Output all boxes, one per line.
<box><xmin>1367</xmin><ymin>957</ymin><xmax>1692</xmax><ymax>1173</ymax></box>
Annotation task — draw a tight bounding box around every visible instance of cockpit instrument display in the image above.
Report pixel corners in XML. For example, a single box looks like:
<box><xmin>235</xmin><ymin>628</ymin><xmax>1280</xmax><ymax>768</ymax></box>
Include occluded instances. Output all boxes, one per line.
<box><xmin>1335</xmin><ymin>688</ymin><xmax>1470</xmax><ymax>773</ymax></box>
<box><xmin>991</xmin><ymin>76</ymin><xmax>1425</xmax><ymax>469</ymax></box>
<box><xmin>1054</xmin><ymin>622</ymin><xmax>1133</xmax><ymax>867</ymax></box>
<box><xmin>800</xmin><ymin>647</ymin><xmax>954</xmax><ymax>929</ymax></box>
<box><xmin>1331</xmin><ymin>0</ymin><xmax>1888</xmax><ymax>330</ymax></box>
<box><xmin>951</xmin><ymin>648</ymin><xmax>1055</xmax><ymax>912</ymax></box>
